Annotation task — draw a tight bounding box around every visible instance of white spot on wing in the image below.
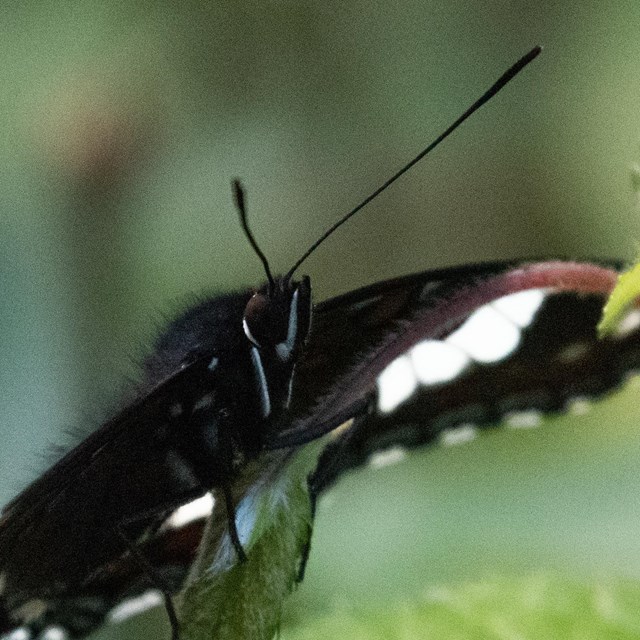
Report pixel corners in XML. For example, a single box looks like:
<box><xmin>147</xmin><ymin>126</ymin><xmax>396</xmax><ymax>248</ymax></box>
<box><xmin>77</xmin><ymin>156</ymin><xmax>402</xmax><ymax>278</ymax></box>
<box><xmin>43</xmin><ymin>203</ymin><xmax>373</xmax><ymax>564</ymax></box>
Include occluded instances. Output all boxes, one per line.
<box><xmin>566</xmin><ymin>397</ymin><xmax>592</xmax><ymax>416</ymax></box>
<box><xmin>165</xmin><ymin>493</ymin><xmax>214</xmax><ymax>529</ymax></box>
<box><xmin>446</xmin><ymin>305</ymin><xmax>521</xmax><ymax>363</ymax></box>
<box><xmin>492</xmin><ymin>289</ymin><xmax>545</xmax><ymax>327</ymax></box>
<box><xmin>439</xmin><ymin>424</ymin><xmax>478</xmax><ymax>446</ymax></box>
<box><xmin>368</xmin><ymin>446</ymin><xmax>407</xmax><ymax>469</ymax></box>
<box><xmin>15</xmin><ymin>600</ymin><xmax>47</xmax><ymax>624</ymax></box>
<box><xmin>208</xmin><ymin>356</ymin><xmax>219</xmax><ymax>371</ymax></box>
<box><xmin>108</xmin><ymin>590</ymin><xmax>164</xmax><ymax>623</ymax></box>
<box><xmin>556</xmin><ymin>342</ymin><xmax>589</xmax><ymax>363</ymax></box>
<box><xmin>505</xmin><ymin>410</ymin><xmax>542</xmax><ymax>429</ymax></box>
<box><xmin>375</xmin><ymin>289</ymin><xmax>546</xmax><ymax>416</ymax></box>
<box><xmin>6</xmin><ymin>629</ymin><xmax>30</xmax><ymax>640</ymax></box>
<box><xmin>377</xmin><ymin>355</ymin><xmax>417</xmax><ymax>413</ymax></box>
<box><xmin>41</xmin><ymin>627</ymin><xmax>66</xmax><ymax>640</ymax></box>
<box><xmin>411</xmin><ymin>340</ymin><xmax>470</xmax><ymax>386</ymax></box>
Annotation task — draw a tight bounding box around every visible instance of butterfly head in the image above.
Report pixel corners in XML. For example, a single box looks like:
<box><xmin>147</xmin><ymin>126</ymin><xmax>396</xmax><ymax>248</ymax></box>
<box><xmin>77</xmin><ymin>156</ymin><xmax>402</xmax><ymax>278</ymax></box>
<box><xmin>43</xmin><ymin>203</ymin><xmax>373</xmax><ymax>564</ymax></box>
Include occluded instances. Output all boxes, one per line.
<box><xmin>242</xmin><ymin>275</ymin><xmax>312</xmax><ymax>363</ymax></box>
<box><xmin>232</xmin><ymin>180</ymin><xmax>312</xmax><ymax>419</ymax></box>
<box><xmin>241</xmin><ymin>276</ymin><xmax>311</xmax><ymax>420</ymax></box>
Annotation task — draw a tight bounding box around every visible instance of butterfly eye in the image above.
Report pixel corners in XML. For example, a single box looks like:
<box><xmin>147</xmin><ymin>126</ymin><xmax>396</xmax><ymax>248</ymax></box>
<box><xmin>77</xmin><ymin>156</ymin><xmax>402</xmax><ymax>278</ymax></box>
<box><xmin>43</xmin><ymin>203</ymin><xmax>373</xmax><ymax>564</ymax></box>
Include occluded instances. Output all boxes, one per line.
<box><xmin>243</xmin><ymin>292</ymin><xmax>275</xmax><ymax>348</ymax></box>
<box><xmin>242</xmin><ymin>280</ymin><xmax>311</xmax><ymax>355</ymax></box>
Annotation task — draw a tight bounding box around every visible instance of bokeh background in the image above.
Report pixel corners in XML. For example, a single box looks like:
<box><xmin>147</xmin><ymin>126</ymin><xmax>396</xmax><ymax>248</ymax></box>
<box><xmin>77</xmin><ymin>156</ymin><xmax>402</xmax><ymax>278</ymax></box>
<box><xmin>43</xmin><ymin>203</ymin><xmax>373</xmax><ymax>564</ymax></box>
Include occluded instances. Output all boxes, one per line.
<box><xmin>2</xmin><ymin>2</ymin><xmax>640</xmax><ymax>638</ymax></box>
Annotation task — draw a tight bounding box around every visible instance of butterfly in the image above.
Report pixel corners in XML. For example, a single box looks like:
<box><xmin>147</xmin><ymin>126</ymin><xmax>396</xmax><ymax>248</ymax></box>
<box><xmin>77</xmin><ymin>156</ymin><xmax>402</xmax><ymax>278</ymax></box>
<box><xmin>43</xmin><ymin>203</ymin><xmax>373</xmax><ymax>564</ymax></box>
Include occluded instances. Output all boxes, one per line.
<box><xmin>2</xmin><ymin>46</ymin><xmax>639</xmax><ymax>640</ymax></box>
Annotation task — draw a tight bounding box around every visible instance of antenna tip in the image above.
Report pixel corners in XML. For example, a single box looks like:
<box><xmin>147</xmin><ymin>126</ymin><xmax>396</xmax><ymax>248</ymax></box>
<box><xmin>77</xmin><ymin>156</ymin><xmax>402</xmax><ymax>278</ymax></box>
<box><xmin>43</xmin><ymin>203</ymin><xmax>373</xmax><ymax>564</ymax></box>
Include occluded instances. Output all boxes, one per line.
<box><xmin>232</xmin><ymin>179</ymin><xmax>245</xmax><ymax>209</ymax></box>
<box><xmin>232</xmin><ymin>178</ymin><xmax>241</xmax><ymax>190</ymax></box>
<box><xmin>522</xmin><ymin>46</ymin><xmax>542</xmax><ymax>65</ymax></box>
<box><xmin>530</xmin><ymin>45</ymin><xmax>543</xmax><ymax>57</ymax></box>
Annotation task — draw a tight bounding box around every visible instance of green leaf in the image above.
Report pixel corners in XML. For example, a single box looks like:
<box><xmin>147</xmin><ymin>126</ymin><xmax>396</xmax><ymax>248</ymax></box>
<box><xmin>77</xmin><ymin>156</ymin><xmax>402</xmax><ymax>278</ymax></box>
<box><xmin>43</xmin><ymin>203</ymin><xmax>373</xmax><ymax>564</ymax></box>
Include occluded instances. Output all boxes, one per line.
<box><xmin>179</xmin><ymin>450</ymin><xmax>314</xmax><ymax>640</ymax></box>
<box><xmin>598</xmin><ymin>261</ymin><xmax>640</xmax><ymax>337</ymax></box>
<box><xmin>281</xmin><ymin>574</ymin><xmax>640</xmax><ymax>639</ymax></box>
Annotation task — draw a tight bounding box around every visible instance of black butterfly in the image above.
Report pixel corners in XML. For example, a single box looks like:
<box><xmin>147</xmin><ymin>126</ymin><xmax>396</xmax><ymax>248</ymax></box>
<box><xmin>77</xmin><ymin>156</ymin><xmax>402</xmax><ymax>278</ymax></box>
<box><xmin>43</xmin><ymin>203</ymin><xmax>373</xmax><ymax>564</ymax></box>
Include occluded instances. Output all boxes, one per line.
<box><xmin>2</xmin><ymin>46</ymin><xmax>638</xmax><ymax>640</ymax></box>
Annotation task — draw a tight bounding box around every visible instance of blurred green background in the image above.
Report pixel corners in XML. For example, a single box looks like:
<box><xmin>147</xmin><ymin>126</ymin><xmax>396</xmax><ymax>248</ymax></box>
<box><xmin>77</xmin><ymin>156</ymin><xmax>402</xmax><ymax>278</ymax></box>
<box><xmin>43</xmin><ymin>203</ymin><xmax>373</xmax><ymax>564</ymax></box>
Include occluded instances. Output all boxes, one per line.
<box><xmin>2</xmin><ymin>2</ymin><xmax>640</xmax><ymax>638</ymax></box>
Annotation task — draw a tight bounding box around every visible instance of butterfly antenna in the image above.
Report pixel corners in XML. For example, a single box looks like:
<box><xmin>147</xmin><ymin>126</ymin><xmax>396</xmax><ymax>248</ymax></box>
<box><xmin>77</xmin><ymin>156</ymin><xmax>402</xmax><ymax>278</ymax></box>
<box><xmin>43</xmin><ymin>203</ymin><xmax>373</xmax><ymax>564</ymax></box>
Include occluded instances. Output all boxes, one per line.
<box><xmin>233</xmin><ymin>179</ymin><xmax>276</xmax><ymax>292</ymax></box>
<box><xmin>285</xmin><ymin>45</ymin><xmax>542</xmax><ymax>280</ymax></box>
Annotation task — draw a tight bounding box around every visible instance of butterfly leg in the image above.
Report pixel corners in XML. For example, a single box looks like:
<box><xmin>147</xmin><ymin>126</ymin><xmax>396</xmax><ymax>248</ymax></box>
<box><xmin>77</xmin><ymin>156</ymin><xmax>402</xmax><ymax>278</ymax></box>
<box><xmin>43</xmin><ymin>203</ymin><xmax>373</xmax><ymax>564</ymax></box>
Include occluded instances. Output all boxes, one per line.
<box><xmin>115</xmin><ymin>525</ymin><xmax>180</xmax><ymax>640</ymax></box>
<box><xmin>297</xmin><ymin>410</ymin><xmax>371</xmax><ymax>582</ymax></box>
<box><xmin>295</xmin><ymin>493</ymin><xmax>316</xmax><ymax>583</ymax></box>
<box><xmin>221</xmin><ymin>484</ymin><xmax>248</xmax><ymax>562</ymax></box>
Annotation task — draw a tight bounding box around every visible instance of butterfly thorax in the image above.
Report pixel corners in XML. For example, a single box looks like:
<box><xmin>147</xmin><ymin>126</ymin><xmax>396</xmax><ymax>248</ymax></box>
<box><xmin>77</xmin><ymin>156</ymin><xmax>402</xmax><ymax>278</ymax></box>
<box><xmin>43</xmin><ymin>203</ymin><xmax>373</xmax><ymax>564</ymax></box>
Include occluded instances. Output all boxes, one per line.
<box><xmin>142</xmin><ymin>275</ymin><xmax>313</xmax><ymax>488</ymax></box>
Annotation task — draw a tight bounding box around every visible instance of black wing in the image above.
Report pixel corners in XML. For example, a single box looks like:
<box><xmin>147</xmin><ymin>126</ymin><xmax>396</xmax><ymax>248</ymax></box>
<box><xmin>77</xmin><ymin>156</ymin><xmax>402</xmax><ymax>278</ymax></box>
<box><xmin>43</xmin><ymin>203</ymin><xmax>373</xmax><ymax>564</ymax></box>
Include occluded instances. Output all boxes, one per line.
<box><xmin>272</xmin><ymin>260</ymin><xmax>638</xmax><ymax>464</ymax></box>
<box><xmin>280</xmin><ymin>261</ymin><xmax>520</xmax><ymax>435</ymax></box>
<box><xmin>0</xmin><ymin>290</ymin><xmax>252</xmax><ymax>603</ymax></box>
<box><xmin>282</xmin><ymin>260</ymin><xmax>640</xmax><ymax>494</ymax></box>
<box><xmin>0</xmin><ymin>355</ymin><xmax>215</xmax><ymax>597</ymax></box>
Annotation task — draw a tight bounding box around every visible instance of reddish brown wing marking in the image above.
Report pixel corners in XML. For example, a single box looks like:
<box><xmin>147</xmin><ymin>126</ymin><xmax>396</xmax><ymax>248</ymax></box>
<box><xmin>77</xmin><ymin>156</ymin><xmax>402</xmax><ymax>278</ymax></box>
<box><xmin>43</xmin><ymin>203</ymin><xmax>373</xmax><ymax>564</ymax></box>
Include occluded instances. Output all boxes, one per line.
<box><xmin>274</xmin><ymin>261</ymin><xmax>621</xmax><ymax>449</ymax></box>
<box><xmin>310</xmin><ymin>287</ymin><xmax>640</xmax><ymax>494</ymax></box>
<box><xmin>288</xmin><ymin>262</ymin><xmax>519</xmax><ymax>422</ymax></box>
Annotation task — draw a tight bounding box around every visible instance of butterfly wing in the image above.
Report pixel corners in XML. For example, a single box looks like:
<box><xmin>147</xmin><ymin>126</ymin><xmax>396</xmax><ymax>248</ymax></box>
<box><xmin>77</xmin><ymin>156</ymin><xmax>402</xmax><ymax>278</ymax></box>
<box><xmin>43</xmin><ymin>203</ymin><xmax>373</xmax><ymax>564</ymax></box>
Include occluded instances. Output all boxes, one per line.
<box><xmin>309</xmin><ymin>274</ymin><xmax>640</xmax><ymax>493</ymax></box>
<box><xmin>0</xmin><ymin>355</ymin><xmax>217</xmax><ymax>602</ymax></box>
<box><xmin>0</xmin><ymin>290</ymin><xmax>256</xmax><ymax>599</ymax></box>
<box><xmin>272</xmin><ymin>261</ymin><xmax>635</xmax><ymax>465</ymax></box>
<box><xmin>0</xmin><ymin>286</ymin><xmax>285</xmax><ymax>638</ymax></box>
<box><xmin>289</xmin><ymin>260</ymin><xmax>518</xmax><ymax>416</ymax></box>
